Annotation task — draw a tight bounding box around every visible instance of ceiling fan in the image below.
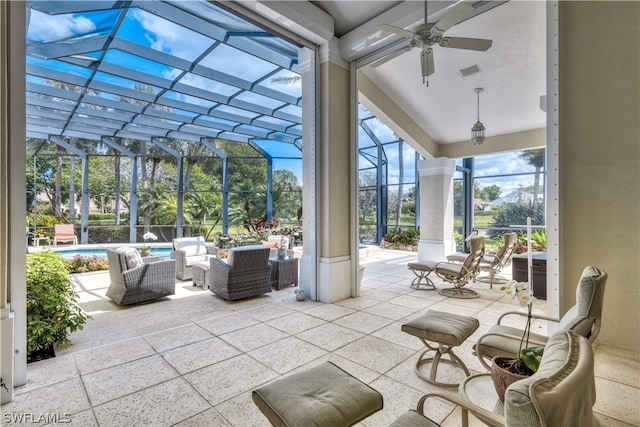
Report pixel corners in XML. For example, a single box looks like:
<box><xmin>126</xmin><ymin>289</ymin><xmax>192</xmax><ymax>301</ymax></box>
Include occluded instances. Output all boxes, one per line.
<box><xmin>371</xmin><ymin>2</ymin><xmax>492</xmax><ymax>85</ymax></box>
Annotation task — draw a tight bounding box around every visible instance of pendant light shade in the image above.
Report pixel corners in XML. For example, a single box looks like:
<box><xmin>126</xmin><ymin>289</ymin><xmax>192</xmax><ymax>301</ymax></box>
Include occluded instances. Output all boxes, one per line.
<box><xmin>471</xmin><ymin>88</ymin><xmax>485</xmax><ymax>145</ymax></box>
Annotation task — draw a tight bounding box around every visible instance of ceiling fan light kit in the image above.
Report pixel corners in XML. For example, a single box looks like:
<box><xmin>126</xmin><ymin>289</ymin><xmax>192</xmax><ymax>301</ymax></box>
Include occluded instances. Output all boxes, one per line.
<box><xmin>374</xmin><ymin>2</ymin><xmax>492</xmax><ymax>85</ymax></box>
<box><xmin>471</xmin><ymin>87</ymin><xmax>486</xmax><ymax>145</ymax></box>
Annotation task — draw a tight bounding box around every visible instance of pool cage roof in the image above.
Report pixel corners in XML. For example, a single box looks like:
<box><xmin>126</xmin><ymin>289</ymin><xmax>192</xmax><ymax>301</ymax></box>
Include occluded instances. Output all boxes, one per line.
<box><xmin>26</xmin><ymin>0</ymin><xmax>303</xmax><ymax>159</ymax></box>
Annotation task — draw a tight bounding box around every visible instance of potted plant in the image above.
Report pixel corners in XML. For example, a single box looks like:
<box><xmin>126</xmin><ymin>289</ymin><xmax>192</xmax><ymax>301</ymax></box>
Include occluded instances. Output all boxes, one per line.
<box><xmin>140</xmin><ymin>231</ymin><xmax>157</xmax><ymax>257</ymax></box>
<box><xmin>26</xmin><ymin>251</ymin><xmax>90</xmax><ymax>362</ymax></box>
<box><xmin>491</xmin><ymin>280</ymin><xmax>544</xmax><ymax>401</ymax></box>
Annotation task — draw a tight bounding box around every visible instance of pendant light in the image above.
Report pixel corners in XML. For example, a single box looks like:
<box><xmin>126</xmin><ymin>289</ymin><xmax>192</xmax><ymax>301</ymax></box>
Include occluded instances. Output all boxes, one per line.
<box><xmin>471</xmin><ymin>88</ymin><xmax>486</xmax><ymax>145</ymax></box>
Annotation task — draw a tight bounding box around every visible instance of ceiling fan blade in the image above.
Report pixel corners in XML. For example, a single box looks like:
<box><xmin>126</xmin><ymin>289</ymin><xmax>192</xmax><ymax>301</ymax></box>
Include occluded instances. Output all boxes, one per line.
<box><xmin>432</xmin><ymin>3</ymin><xmax>474</xmax><ymax>34</ymax></box>
<box><xmin>370</xmin><ymin>45</ymin><xmax>413</xmax><ymax>68</ymax></box>
<box><xmin>421</xmin><ymin>48</ymin><xmax>435</xmax><ymax>77</ymax></box>
<box><xmin>378</xmin><ymin>24</ymin><xmax>416</xmax><ymax>39</ymax></box>
<box><xmin>440</xmin><ymin>37</ymin><xmax>492</xmax><ymax>51</ymax></box>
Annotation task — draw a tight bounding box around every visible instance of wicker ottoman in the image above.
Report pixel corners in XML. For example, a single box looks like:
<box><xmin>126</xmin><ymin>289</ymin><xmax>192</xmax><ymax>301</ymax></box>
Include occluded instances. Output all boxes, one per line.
<box><xmin>402</xmin><ymin>310</ymin><xmax>479</xmax><ymax>387</ymax></box>
<box><xmin>192</xmin><ymin>261</ymin><xmax>209</xmax><ymax>289</ymax></box>
<box><xmin>252</xmin><ymin>361</ymin><xmax>383</xmax><ymax>427</ymax></box>
<box><xmin>407</xmin><ymin>261</ymin><xmax>437</xmax><ymax>290</ymax></box>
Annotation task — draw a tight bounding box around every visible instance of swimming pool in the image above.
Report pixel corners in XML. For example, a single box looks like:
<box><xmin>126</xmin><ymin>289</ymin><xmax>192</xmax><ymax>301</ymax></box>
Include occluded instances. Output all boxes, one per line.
<box><xmin>52</xmin><ymin>246</ymin><xmax>173</xmax><ymax>259</ymax></box>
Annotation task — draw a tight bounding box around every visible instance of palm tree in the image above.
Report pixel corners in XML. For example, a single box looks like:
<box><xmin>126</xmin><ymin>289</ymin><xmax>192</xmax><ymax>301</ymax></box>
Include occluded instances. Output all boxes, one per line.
<box><xmin>519</xmin><ymin>149</ymin><xmax>545</xmax><ymax>215</ymax></box>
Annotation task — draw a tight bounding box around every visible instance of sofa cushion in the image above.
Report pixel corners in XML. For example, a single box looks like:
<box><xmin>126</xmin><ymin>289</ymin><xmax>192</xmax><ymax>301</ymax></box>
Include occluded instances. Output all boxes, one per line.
<box><xmin>173</xmin><ymin>236</ymin><xmax>207</xmax><ymax>257</ymax></box>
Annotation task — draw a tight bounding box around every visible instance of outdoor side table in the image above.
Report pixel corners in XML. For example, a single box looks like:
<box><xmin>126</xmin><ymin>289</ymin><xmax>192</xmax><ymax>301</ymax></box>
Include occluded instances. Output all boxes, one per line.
<box><xmin>459</xmin><ymin>373</ymin><xmax>504</xmax><ymax>427</ymax></box>
<box><xmin>269</xmin><ymin>257</ymin><xmax>298</xmax><ymax>290</ymax></box>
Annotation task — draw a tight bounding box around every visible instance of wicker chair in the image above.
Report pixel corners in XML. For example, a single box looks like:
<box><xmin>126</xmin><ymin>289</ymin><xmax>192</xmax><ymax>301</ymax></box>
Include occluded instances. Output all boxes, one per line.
<box><xmin>209</xmin><ymin>245</ymin><xmax>272</xmax><ymax>300</ymax></box>
<box><xmin>106</xmin><ymin>248</ymin><xmax>176</xmax><ymax>305</ymax></box>
<box><xmin>170</xmin><ymin>236</ymin><xmax>218</xmax><ymax>280</ymax></box>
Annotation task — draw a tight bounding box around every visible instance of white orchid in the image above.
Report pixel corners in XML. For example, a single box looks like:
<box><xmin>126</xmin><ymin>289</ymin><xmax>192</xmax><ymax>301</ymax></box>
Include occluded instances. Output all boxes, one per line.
<box><xmin>143</xmin><ymin>232</ymin><xmax>157</xmax><ymax>241</ymax></box>
<box><xmin>500</xmin><ymin>279</ymin><xmax>542</xmax><ymax>373</ymax></box>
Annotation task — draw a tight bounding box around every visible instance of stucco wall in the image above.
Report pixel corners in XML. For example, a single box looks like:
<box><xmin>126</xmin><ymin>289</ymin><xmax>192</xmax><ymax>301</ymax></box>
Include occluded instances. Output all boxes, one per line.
<box><xmin>559</xmin><ymin>1</ymin><xmax>639</xmax><ymax>352</ymax></box>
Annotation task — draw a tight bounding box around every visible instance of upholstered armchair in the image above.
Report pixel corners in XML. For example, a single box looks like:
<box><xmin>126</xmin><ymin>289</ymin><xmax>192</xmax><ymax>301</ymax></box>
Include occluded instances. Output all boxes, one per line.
<box><xmin>434</xmin><ymin>236</ymin><xmax>485</xmax><ymax>298</ymax></box>
<box><xmin>170</xmin><ymin>236</ymin><xmax>218</xmax><ymax>280</ymax></box>
<box><xmin>209</xmin><ymin>245</ymin><xmax>272</xmax><ymax>300</ymax></box>
<box><xmin>475</xmin><ymin>265</ymin><xmax>607</xmax><ymax>370</ymax></box>
<box><xmin>106</xmin><ymin>248</ymin><xmax>176</xmax><ymax>305</ymax></box>
<box><xmin>390</xmin><ymin>331</ymin><xmax>597</xmax><ymax>427</ymax></box>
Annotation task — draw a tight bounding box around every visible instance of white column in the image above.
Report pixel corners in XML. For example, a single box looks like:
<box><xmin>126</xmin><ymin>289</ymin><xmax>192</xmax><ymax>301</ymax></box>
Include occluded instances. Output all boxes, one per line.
<box><xmin>417</xmin><ymin>158</ymin><xmax>456</xmax><ymax>261</ymax></box>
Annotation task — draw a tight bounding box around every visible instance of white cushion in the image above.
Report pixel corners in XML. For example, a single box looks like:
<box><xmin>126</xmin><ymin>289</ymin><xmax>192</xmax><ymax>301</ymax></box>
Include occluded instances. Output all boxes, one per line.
<box><xmin>173</xmin><ymin>236</ymin><xmax>207</xmax><ymax>257</ymax></box>
<box><xmin>185</xmin><ymin>254</ymin><xmax>211</xmax><ymax>266</ymax></box>
<box><xmin>116</xmin><ymin>247</ymin><xmax>143</xmax><ymax>270</ymax></box>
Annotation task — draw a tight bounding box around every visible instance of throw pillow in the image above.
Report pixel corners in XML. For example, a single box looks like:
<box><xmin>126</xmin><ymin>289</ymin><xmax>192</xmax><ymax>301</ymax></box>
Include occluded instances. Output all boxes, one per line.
<box><xmin>124</xmin><ymin>248</ymin><xmax>144</xmax><ymax>269</ymax></box>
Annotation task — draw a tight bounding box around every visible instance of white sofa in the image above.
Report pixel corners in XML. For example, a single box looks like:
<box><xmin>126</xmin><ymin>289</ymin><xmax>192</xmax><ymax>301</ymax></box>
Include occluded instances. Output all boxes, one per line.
<box><xmin>170</xmin><ymin>236</ymin><xmax>218</xmax><ymax>280</ymax></box>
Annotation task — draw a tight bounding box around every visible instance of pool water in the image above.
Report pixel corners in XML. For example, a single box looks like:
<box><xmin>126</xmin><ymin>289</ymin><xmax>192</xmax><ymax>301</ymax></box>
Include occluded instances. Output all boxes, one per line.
<box><xmin>54</xmin><ymin>247</ymin><xmax>172</xmax><ymax>259</ymax></box>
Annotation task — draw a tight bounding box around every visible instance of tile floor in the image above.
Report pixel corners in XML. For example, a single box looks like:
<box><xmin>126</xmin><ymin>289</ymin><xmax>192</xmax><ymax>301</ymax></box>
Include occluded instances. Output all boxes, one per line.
<box><xmin>2</xmin><ymin>250</ymin><xmax>639</xmax><ymax>426</ymax></box>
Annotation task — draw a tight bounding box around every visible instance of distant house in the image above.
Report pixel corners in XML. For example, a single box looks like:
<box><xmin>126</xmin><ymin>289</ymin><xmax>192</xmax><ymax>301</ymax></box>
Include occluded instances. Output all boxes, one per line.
<box><xmin>489</xmin><ymin>190</ymin><xmax>536</xmax><ymax>210</ymax></box>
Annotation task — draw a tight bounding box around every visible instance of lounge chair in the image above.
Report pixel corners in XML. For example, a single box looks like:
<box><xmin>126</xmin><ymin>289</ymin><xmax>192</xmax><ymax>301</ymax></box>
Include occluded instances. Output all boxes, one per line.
<box><xmin>209</xmin><ymin>245</ymin><xmax>272</xmax><ymax>300</ymax></box>
<box><xmin>53</xmin><ymin>224</ymin><xmax>78</xmax><ymax>246</ymax></box>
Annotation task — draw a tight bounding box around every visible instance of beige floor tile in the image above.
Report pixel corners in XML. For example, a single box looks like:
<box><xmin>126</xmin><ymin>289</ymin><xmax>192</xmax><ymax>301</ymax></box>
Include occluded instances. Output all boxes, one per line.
<box><xmin>333</xmin><ymin>311</ymin><xmax>394</xmax><ymax>334</ymax></box>
<box><xmin>370</xmin><ymin>321</ymin><xmax>424</xmax><ymax>351</ymax></box>
<box><xmin>73</xmin><ymin>337</ymin><xmax>156</xmax><ymax>375</ymax></box>
<box><xmin>593</xmin><ymin>377</ymin><xmax>640</xmax><ymax>425</ymax></box>
<box><xmin>218</xmin><ymin>323</ymin><xmax>289</xmax><ymax>352</ymax></box>
<box><xmin>197</xmin><ymin>312</ymin><xmax>259</xmax><ymax>335</ymax></box>
<box><xmin>248</xmin><ymin>336</ymin><xmax>327</xmax><ymax>374</ymax></box>
<box><xmin>334</xmin><ymin>335</ymin><xmax>415</xmax><ymax>374</ymax></box>
<box><xmin>264</xmin><ymin>311</ymin><xmax>327</xmax><ymax>334</ymax></box>
<box><xmin>214</xmin><ymin>389</ymin><xmax>271</xmax><ymax>427</ymax></box>
<box><xmin>82</xmin><ymin>355</ymin><xmax>178</xmax><ymax>406</ymax></box>
<box><xmin>161</xmin><ymin>336</ymin><xmax>242</xmax><ymax>375</ymax></box>
<box><xmin>92</xmin><ymin>377</ymin><xmax>209</xmax><ymax>426</ymax></box>
<box><xmin>334</xmin><ymin>296</ymin><xmax>381</xmax><ymax>310</ymax></box>
<box><xmin>173</xmin><ymin>408</ymin><xmax>232</xmax><ymax>426</ymax></box>
<box><xmin>243</xmin><ymin>303</ymin><xmax>297</xmax><ymax>322</ymax></box>
<box><xmin>387</xmin><ymin>294</ymin><xmax>438</xmax><ymax>311</ymax></box>
<box><xmin>363</xmin><ymin>301</ymin><xmax>421</xmax><ymax>321</ymax></box>
<box><xmin>303</xmin><ymin>303</ymin><xmax>356</xmax><ymax>321</ymax></box>
<box><xmin>142</xmin><ymin>323</ymin><xmax>213</xmax><ymax>352</ymax></box>
<box><xmin>14</xmin><ymin>353</ymin><xmax>79</xmax><ymax>395</ymax></box>
<box><xmin>2</xmin><ymin>378</ymin><xmax>90</xmax><ymax>423</ymax></box>
<box><xmin>595</xmin><ymin>345</ymin><xmax>640</xmax><ymax>388</ymax></box>
<box><xmin>296</xmin><ymin>323</ymin><xmax>365</xmax><ymax>351</ymax></box>
<box><xmin>184</xmin><ymin>354</ymin><xmax>279</xmax><ymax>406</ymax></box>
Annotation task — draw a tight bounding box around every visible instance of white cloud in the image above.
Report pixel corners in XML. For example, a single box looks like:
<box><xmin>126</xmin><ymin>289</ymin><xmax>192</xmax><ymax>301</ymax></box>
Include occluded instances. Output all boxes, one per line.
<box><xmin>131</xmin><ymin>9</ymin><xmax>211</xmax><ymax>61</ymax></box>
<box><xmin>28</xmin><ymin>9</ymin><xmax>96</xmax><ymax>43</ymax></box>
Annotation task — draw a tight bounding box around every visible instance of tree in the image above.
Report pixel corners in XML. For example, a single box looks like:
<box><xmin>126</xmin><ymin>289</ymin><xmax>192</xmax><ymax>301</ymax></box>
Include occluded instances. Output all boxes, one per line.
<box><xmin>519</xmin><ymin>149</ymin><xmax>545</xmax><ymax>214</ymax></box>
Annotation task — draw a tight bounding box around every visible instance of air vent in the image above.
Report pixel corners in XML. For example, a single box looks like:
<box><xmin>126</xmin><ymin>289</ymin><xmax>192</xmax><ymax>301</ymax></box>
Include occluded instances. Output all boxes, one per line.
<box><xmin>459</xmin><ymin>65</ymin><xmax>480</xmax><ymax>77</ymax></box>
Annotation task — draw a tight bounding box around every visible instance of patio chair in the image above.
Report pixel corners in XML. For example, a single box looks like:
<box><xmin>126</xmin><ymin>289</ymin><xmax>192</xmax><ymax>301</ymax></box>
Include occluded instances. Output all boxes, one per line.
<box><xmin>209</xmin><ymin>245</ymin><xmax>272</xmax><ymax>300</ymax></box>
<box><xmin>390</xmin><ymin>330</ymin><xmax>597</xmax><ymax>427</ymax></box>
<box><xmin>434</xmin><ymin>236</ymin><xmax>485</xmax><ymax>298</ymax></box>
<box><xmin>474</xmin><ymin>265</ymin><xmax>607</xmax><ymax>370</ymax></box>
<box><xmin>170</xmin><ymin>236</ymin><xmax>218</xmax><ymax>280</ymax></box>
<box><xmin>106</xmin><ymin>248</ymin><xmax>176</xmax><ymax>305</ymax></box>
<box><xmin>53</xmin><ymin>224</ymin><xmax>78</xmax><ymax>246</ymax></box>
<box><xmin>448</xmin><ymin>232</ymin><xmax>518</xmax><ymax>288</ymax></box>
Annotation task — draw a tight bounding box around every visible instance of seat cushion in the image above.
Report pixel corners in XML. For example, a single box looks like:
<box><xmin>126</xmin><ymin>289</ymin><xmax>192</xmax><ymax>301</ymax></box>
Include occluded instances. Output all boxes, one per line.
<box><xmin>407</xmin><ymin>261</ymin><xmax>438</xmax><ymax>272</ymax></box>
<box><xmin>389</xmin><ymin>410</ymin><xmax>439</xmax><ymax>427</ymax></box>
<box><xmin>402</xmin><ymin>310</ymin><xmax>479</xmax><ymax>346</ymax></box>
<box><xmin>475</xmin><ymin>324</ymin><xmax>549</xmax><ymax>360</ymax></box>
<box><xmin>252</xmin><ymin>361</ymin><xmax>383</xmax><ymax>427</ymax></box>
<box><xmin>184</xmin><ymin>254</ymin><xmax>211</xmax><ymax>266</ymax></box>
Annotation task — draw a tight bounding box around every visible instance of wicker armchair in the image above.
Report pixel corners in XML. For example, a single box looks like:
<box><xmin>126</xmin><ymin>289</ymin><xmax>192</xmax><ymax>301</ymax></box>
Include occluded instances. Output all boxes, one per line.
<box><xmin>170</xmin><ymin>236</ymin><xmax>218</xmax><ymax>280</ymax></box>
<box><xmin>209</xmin><ymin>245</ymin><xmax>272</xmax><ymax>300</ymax></box>
<box><xmin>106</xmin><ymin>248</ymin><xmax>176</xmax><ymax>305</ymax></box>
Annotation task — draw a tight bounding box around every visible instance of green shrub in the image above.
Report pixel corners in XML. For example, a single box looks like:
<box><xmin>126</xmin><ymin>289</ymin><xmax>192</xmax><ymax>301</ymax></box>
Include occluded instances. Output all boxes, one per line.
<box><xmin>382</xmin><ymin>228</ymin><xmax>420</xmax><ymax>247</ymax></box>
<box><xmin>26</xmin><ymin>251</ymin><xmax>90</xmax><ymax>359</ymax></box>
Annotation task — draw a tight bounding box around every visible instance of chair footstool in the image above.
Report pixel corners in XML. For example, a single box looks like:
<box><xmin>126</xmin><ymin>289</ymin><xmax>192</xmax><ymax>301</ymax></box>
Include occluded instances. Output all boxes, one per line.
<box><xmin>407</xmin><ymin>261</ymin><xmax>437</xmax><ymax>290</ymax></box>
<box><xmin>252</xmin><ymin>361</ymin><xmax>383</xmax><ymax>427</ymax></box>
<box><xmin>192</xmin><ymin>261</ymin><xmax>209</xmax><ymax>289</ymax></box>
<box><xmin>402</xmin><ymin>310</ymin><xmax>479</xmax><ymax>387</ymax></box>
